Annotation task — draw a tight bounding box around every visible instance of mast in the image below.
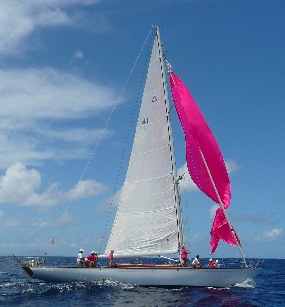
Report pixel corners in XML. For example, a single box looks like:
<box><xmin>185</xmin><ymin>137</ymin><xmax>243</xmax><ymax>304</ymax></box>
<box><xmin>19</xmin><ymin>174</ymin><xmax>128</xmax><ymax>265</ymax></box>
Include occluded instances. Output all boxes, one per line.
<box><xmin>155</xmin><ymin>26</ymin><xmax>184</xmax><ymax>251</ymax></box>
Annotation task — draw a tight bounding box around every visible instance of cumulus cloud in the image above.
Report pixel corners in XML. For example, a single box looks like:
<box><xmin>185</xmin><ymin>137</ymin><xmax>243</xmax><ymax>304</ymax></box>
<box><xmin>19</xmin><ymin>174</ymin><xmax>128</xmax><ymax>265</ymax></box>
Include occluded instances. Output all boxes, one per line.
<box><xmin>0</xmin><ymin>68</ymin><xmax>116</xmax><ymax>120</ymax></box>
<box><xmin>0</xmin><ymin>67</ymin><xmax>118</xmax><ymax>169</ymax></box>
<box><xmin>0</xmin><ymin>2</ymin><xmax>117</xmax><ymax>170</ymax></box>
<box><xmin>256</xmin><ymin>228</ymin><xmax>283</xmax><ymax>242</ymax></box>
<box><xmin>0</xmin><ymin>162</ymin><xmax>107</xmax><ymax>211</ymax></box>
<box><xmin>0</xmin><ymin>0</ymin><xmax>101</xmax><ymax>56</ymax></box>
<box><xmin>0</xmin><ymin>162</ymin><xmax>41</xmax><ymax>203</ymax></box>
<box><xmin>70</xmin><ymin>179</ymin><xmax>108</xmax><ymax>201</ymax></box>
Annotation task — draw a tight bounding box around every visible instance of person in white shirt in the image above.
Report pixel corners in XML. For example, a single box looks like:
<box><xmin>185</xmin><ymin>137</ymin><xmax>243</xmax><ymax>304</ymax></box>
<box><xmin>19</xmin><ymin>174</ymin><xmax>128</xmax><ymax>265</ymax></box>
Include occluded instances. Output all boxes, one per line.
<box><xmin>192</xmin><ymin>255</ymin><xmax>203</xmax><ymax>268</ymax></box>
<box><xmin>77</xmin><ymin>249</ymin><xmax>85</xmax><ymax>267</ymax></box>
<box><xmin>214</xmin><ymin>260</ymin><xmax>220</xmax><ymax>268</ymax></box>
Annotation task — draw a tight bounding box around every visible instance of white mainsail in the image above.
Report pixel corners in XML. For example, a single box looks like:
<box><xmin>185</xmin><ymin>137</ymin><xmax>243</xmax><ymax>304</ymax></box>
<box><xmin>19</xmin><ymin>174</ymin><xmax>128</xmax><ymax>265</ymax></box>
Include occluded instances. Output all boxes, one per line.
<box><xmin>103</xmin><ymin>28</ymin><xmax>183</xmax><ymax>258</ymax></box>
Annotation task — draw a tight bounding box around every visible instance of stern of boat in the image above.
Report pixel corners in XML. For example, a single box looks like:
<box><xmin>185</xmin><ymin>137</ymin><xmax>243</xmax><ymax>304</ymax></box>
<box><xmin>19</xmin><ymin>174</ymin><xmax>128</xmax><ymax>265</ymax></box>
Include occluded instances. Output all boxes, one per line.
<box><xmin>13</xmin><ymin>254</ymin><xmax>44</xmax><ymax>278</ymax></box>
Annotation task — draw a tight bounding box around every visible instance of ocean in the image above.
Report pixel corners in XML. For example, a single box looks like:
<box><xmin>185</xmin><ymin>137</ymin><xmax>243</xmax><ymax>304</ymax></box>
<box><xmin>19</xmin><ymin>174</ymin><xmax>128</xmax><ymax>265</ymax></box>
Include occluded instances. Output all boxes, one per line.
<box><xmin>0</xmin><ymin>256</ymin><xmax>284</xmax><ymax>306</ymax></box>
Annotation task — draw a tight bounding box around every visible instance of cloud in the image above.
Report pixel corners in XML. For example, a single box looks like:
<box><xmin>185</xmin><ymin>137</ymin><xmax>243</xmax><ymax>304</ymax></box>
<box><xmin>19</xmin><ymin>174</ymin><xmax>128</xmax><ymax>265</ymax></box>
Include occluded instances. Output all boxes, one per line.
<box><xmin>38</xmin><ymin>212</ymin><xmax>81</xmax><ymax>229</ymax></box>
<box><xmin>0</xmin><ymin>0</ymin><xmax>102</xmax><ymax>56</ymax></box>
<box><xmin>0</xmin><ymin>162</ymin><xmax>107</xmax><ymax>211</ymax></box>
<box><xmin>208</xmin><ymin>204</ymin><xmax>219</xmax><ymax>220</ymax></box>
<box><xmin>177</xmin><ymin>163</ymin><xmax>198</xmax><ymax>192</ymax></box>
<box><xmin>0</xmin><ymin>67</ymin><xmax>118</xmax><ymax>169</ymax></box>
<box><xmin>256</xmin><ymin>228</ymin><xmax>283</xmax><ymax>242</ymax></box>
<box><xmin>0</xmin><ymin>209</ymin><xmax>4</xmax><ymax>218</ymax></box>
<box><xmin>96</xmin><ymin>186</ymin><xmax>123</xmax><ymax>211</ymax></box>
<box><xmin>0</xmin><ymin>162</ymin><xmax>41</xmax><ymax>203</ymax></box>
<box><xmin>177</xmin><ymin>159</ymin><xmax>241</xmax><ymax>192</ymax></box>
<box><xmin>73</xmin><ymin>50</ymin><xmax>84</xmax><ymax>60</ymax></box>
<box><xmin>4</xmin><ymin>212</ymin><xmax>80</xmax><ymax>229</ymax></box>
<box><xmin>233</xmin><ymin>213</ymin><xmax>274</xmax><ymax>226</ymax></box>
<box><xmin>0</xmin><ymin>68</ymin><xmax>116</xmax><ymax>120</ymax></box>
<box><xmin>225</xmin><ymin>160</ymin><xmax>241</xmax><ymax>174</ymax></box>
<box><xmin>0</xmin><ymin>2</ymin><xmax>116</xmax><ymax>170</ymax></box>
<box><xmin>178</xmin><ymin>159</ymin><xmax>241</xmax><ymax>222</ymax></box>
<box><xmin>3</xmin><ymin>219</ymin><xmax>26</xmax><ymax>228</ymax></box>
<box><xmin>71</xmin><ymin>179</ymin><xmax>108</xmax><ymax>201</ymax></box>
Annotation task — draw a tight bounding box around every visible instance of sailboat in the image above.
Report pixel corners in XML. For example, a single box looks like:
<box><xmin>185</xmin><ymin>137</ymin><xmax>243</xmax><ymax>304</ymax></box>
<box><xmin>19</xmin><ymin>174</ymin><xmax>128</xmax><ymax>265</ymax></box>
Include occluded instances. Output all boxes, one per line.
<box><xmin>15</xmin><ymin>26</ymin><xmax>259</xmax><ymax>287</ymax></box>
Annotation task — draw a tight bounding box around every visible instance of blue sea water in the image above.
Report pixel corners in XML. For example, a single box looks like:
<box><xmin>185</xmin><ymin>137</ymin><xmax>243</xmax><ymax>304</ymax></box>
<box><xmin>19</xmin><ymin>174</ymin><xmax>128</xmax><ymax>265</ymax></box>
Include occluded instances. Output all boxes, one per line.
<box><xmin>0</xmin><ymin>256</ymin><xmax>284</xmax><ymax>306</ymax></box>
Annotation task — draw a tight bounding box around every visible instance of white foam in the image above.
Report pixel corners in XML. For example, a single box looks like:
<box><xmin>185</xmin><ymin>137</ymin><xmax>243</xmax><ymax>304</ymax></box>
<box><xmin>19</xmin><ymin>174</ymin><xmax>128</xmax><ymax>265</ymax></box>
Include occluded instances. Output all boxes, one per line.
<box><xmin>234</xmin><ymin>278</ymin><xmax>256</xmax><ymax>289</ymax></box>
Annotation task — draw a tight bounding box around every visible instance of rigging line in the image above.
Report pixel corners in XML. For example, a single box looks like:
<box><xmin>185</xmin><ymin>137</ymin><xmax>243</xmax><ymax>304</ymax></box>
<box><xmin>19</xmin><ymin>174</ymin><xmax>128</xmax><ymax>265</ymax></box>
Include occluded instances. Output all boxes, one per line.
<box><xmin>193</xmin><ymin>192</ymin><xmax>209</xmax><ymax>247</ymax></box>
<box><xmin>180</xmin><ymin>173</ymin><xmax>208</xmax><ymax>249</ymax></box>
<box><xmin>181</xmin><ymin>181</ymin><xmax>191</xmax><ymax>249</ymax></box>
<box><xmin>98</xmin><ymin>28</ymin><xmax>155</xmax><ymax>255</ymax></box>
<box><xmin>45</xmin><ymin>27</ymin><xmax>155</xmax><ymax>256</ymax></box>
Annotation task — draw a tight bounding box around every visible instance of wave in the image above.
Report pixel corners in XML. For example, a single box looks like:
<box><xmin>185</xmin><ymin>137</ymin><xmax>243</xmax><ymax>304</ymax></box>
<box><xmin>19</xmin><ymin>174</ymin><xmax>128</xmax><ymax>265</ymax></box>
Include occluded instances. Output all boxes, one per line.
<box><xmin>234</xmin><ymin>278</ymin><xmax>256</xmax><ymax>289</ymax></box>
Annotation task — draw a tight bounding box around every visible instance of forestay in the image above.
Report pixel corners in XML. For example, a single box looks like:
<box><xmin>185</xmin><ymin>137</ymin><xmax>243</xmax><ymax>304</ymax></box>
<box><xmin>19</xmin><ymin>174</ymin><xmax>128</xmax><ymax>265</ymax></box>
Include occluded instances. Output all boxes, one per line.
<box><xmin>103</xmin><ymin>29</ymin><xmax>183</xmax><ymax>258</ymax></box>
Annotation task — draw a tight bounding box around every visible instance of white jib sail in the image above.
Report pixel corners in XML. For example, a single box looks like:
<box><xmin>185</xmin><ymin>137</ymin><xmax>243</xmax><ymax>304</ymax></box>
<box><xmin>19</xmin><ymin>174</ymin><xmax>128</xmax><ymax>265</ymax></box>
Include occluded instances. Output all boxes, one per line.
<box><xmin>103</xmin><ymin>29</ymin><xmax>182</xmax><ymax>258</ymax></box>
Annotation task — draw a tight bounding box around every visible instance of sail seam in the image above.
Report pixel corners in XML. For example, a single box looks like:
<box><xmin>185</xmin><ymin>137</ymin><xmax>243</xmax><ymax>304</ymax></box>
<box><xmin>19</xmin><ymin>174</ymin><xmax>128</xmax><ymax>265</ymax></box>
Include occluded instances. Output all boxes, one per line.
<box><xmin>124</xmin><ymin>173</ymin><xmax>174</xmax><ymax>184</ymax></box>
<box><xmin>142</xmin><ymin>86</ymin><xmax>163</xmax><ymax>97</ymax></box>
<box><xmin>116</xmin><ymin>207</ymin><xmax>177</xmax><ymax>215</ymax></box>
<box><xmin>130</xmin><ymin>144</ymin><xmax>170</xmax><ymax>156</ymax></box>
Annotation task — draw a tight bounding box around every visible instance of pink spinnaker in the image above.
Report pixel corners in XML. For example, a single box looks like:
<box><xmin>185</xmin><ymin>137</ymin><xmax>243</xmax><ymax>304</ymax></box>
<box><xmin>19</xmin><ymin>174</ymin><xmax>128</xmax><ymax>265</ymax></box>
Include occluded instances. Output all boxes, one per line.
<box><xmin>210</xmin><ymin>208</ymin><xmax>241</xmax><ymax>254</ymax></box>
<box><xmin>169</xmin><ymin>72</ymin><xmax>238</xmax><ymax>253</ymax></box>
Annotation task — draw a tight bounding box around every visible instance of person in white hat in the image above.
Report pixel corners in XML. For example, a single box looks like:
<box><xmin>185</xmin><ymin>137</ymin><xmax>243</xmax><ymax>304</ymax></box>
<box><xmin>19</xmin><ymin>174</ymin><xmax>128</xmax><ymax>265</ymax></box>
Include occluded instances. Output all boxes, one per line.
<box><xmin>85</xmin><ymin>251</ymin><xmax>98</xmax><ymax>268</ymax></box>
<box><xmin>77</xmin><ymin>249</ymin><xmax>85</xmax><ymax>267</ymax></box>
<box><xmin>214</xmin><ymin>259</ymin><xmax>220</xmax><ymax>268</ymax></box>
<box><xmin>207</xmin><ymin>258</ymin><xmax>215</xmax><ymax>268</ymax></box>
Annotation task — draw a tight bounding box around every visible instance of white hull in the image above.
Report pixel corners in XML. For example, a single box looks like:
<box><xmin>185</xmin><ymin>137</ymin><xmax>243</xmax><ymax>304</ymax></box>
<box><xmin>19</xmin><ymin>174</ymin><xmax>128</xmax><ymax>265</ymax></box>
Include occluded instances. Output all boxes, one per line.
<box><xmin>24</xmin><ymin>266</ymin><xmax>259</xmax><ymax>287</ymax></box>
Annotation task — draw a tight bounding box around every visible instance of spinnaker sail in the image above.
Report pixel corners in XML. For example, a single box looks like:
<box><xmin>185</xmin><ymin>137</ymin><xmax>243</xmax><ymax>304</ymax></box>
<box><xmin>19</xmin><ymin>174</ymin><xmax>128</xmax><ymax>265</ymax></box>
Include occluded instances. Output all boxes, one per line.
<box><xmin>169</xmin><ymin>72</ymin><xmax>231</xmax><ymax>209</ymax></box>
<box><xmin>169</xmin><ymin>71</ymin><xmax>239</xmax><ymax>253</ymax></box>
<box><xmin>210</xmin><ymin>207</ymin><xmax>241</xmax><ymax>254</ymax></box>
